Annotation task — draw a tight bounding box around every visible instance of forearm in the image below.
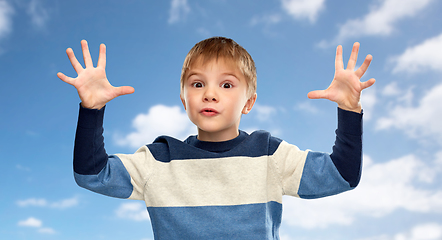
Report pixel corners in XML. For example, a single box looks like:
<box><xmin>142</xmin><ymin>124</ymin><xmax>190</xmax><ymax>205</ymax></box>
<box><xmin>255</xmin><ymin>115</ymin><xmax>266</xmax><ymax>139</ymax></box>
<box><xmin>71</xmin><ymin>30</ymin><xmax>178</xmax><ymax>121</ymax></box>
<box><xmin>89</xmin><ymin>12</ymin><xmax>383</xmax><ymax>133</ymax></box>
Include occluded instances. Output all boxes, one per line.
<box><xmin>330</xmin><ymin>107</ymin><xmax>363</xmax><ymax>187</ymax></box>
<box><xmin>74</xmin><ymin>104</ymin><xmax>108</xmax><ymax>175</ymax></box>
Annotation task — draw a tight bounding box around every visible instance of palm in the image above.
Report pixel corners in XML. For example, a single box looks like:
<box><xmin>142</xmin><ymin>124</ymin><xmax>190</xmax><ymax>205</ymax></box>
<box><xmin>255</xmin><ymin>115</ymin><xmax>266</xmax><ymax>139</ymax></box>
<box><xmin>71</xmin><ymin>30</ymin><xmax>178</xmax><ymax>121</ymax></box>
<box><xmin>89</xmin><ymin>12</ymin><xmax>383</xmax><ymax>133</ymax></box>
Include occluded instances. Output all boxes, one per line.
<box><xmin>308</xmin><ymin>42</ymin><xmax>375</xmax><ymax>113</ymax></box>
<box><xmin>57</xmin><ymin>40</ymin><xmax>134</xmax><ymax>109</ymax></box>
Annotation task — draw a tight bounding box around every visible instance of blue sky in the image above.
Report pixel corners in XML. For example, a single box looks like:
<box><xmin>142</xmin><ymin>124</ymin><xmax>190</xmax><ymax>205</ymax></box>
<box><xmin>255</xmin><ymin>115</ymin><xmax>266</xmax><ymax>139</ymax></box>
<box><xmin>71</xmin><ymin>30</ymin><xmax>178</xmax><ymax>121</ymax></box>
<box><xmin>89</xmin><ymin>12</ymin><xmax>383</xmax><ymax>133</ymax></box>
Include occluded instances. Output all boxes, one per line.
<box><xmin>1</xmin><ymin>0</ymin><xmax>442</xmax><ymax>239</ymax></box>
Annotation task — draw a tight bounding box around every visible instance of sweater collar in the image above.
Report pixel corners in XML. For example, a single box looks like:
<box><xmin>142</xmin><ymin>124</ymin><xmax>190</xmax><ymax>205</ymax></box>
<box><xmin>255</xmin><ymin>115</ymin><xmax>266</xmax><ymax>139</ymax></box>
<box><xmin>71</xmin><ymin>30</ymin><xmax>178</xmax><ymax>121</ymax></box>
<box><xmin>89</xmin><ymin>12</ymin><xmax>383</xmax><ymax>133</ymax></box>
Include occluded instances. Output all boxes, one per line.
<box><xmin>184</xmin><ymin>130</ymin><xmax>248</xmax><ymax>153</ymax></box>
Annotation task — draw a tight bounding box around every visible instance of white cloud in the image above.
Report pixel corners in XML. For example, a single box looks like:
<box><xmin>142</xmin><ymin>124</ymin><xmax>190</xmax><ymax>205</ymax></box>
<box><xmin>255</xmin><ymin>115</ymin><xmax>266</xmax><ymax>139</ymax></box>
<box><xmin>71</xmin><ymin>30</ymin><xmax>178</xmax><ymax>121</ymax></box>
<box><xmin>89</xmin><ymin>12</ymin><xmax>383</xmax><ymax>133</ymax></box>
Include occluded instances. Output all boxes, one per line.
<box><xmin>376</xmin><ymin>83</ymin><xmax>442</xmax><ymax>145</ymax></box>
<box><xmin>281</xmin><ymin>153</ymin><xmax>442</xmax><ymax>229</ymax></box>
<box><xmin>116</xmin><ymin>202</ymin><xmax>150</xmax><ymax>221</ymax></box>
<box><xmin>391</xmin><ymin>33</ymin><xmax>442</xmax><ymax>73</ymax></box>
<box><xmin>281</xmin><ymin>0</ymin><xmax>325</xmax><ymax>23</ymax></box>
<box><xmin>38</xmin><ymin>227</ymin><xmax>56</xmax><ymax>234</ymax></box>
<box><xmin>250</xmin><ymin>13</ymin><xmax>282</xmax><ymax>26</ymax></box>
<box><xmin>17</xmin><ymin>198</ymin><xmax>47</xmax><ymax>207</ymax></box>
<box><xmin>254</xmin><ymin>104</ymin><xmax>278</xmax><ymax>122</ymax></box>
<box><xmin>18</xmin><ymin>217</ymin><xmax>56</xmax><ymax>234</ymax></box>
<box><xmin>115</xmin><ymin>105</ymin><xmax>196</xmax><ymax>149</ymax></box>
<box><xmin>381</xmin><ymin>82</ymin><xmax>401</xmax><ymax>96</ymax></box>
<box><xmin>16</xmin><ymin>197</ymin><xmax>78</xmax><ymax>209</ymax></box>
<box><xmin>0</xmin><ymin>0</ymin><xmax>13</xmax><ymax>39</ymax></box>
<box><xmin>360</xmin><ymin>86</ymin><xmax>377</xmax><ymax>120</ymax></box>
<box><xmin>319</xmin><ymin>0</ymin><xmax>434</xmax><ymax>47</ymax></box>
<box><xmin>168</xmin><ymin>0</ymin><xmax>190</xmax><ymax>24</ymax></box>
<box><xmin>294</xmin><ymin>101</ymin><xmax>319</xmax><ymax>114</ymax></box>
<box><xmin>196</xmin><ymin>27</ymin><xmax>211</xmax><ymax>38</ymax></box>
<box><xmin>49</xmin><ymin>197</ymin><xmax>78</xmax><ymax>209</ymax></box>
<box><xmin>358</xmin><ymin>222</ymin><xmax>442</xmax><ymax>240</ymax></box>
<box><xmin>18</xmin><ymin>217</ymin><xmax>42</xmax><ymax>228</ymax></box>
<box><xmin>26</xmin><ymin>0</ymin><xmax>49</xmax><ymax>29</ymax></box>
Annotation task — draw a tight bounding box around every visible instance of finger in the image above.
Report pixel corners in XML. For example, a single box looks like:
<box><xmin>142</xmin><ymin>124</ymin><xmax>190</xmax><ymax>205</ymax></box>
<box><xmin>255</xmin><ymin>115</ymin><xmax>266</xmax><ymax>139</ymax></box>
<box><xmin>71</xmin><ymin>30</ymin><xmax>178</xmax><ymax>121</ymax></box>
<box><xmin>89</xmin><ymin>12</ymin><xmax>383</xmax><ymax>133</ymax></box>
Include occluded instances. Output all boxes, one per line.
<box><xmin>97</xmin><ymin>43</ymin><xmax>106</xmax><ymax>68</ymax></box>
<box><xmin>347</xmin><ymin>42</ymin><xmax>360</xmax><ymax>70</ymax></box>
<box><xmin>335</xmin><ymin>45</ymin><xmax>344</xmax><ymax>71</ymax></box>
<box><xmin>66</xmin><ymin>48</ymin><xmax>83</xmax><ymax>73</ymax></box>
<box><xmin>57</xmin><ymin>72</ymin><xmax>75</xmax><ymax>85</ymax></box>
<box><xmin>307</xmin><ymin>89</ymin><xmax>327</xmax><ymax>99</ymax></box>
<box><xmin>361</xmin><ymin>78</ymin><xmax>376</xmax><ymax>90</ymax></box>
<box><xmin>115</xmin><ymin>86</ymin><xmax>135</xmax><ymax>97</ymax></box>
<box><xmin>81</xmin><ymin>40</ymin><xmax>94</xmax><ymax>68</ymax></box>
<box><xmin>355</xmin><ymin>54</ymin><xmax>373</xmax><ymax>79</ymax></box>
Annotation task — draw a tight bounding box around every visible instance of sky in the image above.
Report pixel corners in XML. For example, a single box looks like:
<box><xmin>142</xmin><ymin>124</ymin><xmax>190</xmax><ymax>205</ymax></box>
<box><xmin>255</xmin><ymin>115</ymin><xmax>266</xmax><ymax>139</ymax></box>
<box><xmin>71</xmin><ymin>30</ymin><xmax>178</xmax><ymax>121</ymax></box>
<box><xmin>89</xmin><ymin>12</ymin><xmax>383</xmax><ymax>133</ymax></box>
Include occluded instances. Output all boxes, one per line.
<box><xmin>1</xmin><ymin>0</ymin><xmax>442</xmax><ymax>239</ymax></box>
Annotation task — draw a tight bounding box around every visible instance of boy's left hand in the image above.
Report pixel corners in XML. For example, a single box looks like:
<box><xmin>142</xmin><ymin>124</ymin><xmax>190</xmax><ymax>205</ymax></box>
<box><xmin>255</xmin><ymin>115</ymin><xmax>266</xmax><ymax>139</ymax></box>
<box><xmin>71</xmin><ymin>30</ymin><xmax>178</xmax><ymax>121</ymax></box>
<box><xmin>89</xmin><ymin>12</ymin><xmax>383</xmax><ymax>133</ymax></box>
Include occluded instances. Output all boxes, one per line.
<box><xmin>308</xmin><ymin>42</ymin><xmax>375</xmax><ymax>113</ymax></box>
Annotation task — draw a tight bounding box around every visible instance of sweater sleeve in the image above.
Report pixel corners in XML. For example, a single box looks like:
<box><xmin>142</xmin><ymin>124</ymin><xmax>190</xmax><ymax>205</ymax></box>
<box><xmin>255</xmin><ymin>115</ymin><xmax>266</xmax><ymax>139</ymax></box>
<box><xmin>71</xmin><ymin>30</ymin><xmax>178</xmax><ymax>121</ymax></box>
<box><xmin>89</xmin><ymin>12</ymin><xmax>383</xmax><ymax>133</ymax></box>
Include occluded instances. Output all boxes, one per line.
<box><xmin>330</xmin><ymin>107</ymin><xmax>363</xmax><ymax>188</ymax></box>
<box><xmin>294</xmin><ymin>107</ymin><xmax>362</xmax><ymax>199</ymax></box>
<box><xmin>73</xmin><ymin>104</ymin><xmax>134</xmax><ymax>199</ymax></box>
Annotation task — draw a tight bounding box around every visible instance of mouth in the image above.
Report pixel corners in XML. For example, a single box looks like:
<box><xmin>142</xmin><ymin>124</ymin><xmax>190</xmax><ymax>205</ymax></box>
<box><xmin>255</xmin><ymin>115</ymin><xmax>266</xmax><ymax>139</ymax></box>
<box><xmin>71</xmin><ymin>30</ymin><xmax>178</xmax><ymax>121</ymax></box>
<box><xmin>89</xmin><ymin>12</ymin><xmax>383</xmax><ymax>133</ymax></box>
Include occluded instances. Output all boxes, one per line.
<box><xmin>200</xmin><ymin>108</ymin><xmax>219</xmax><ymax>116</ymax></box>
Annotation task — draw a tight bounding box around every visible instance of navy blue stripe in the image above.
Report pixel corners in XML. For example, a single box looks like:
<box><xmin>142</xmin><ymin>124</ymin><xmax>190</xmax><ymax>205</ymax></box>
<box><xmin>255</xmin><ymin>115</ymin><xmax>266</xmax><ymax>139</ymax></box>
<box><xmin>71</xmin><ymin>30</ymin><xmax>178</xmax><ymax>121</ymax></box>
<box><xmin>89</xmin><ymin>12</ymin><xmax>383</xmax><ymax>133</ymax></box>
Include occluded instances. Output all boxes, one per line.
<box><xmin>330</xmin><ymin>108</ymin><xmax>363</xmax><ymax>187</ymax></box>
<box><xmin>74</xmin><ymin>104</ymin><xmax>108</xmax><ymax>175</ymax></box>
<box><xmin>148</xmin><ymin>130</ymin><xmax>283</xmax><ymax>162</ymax></box>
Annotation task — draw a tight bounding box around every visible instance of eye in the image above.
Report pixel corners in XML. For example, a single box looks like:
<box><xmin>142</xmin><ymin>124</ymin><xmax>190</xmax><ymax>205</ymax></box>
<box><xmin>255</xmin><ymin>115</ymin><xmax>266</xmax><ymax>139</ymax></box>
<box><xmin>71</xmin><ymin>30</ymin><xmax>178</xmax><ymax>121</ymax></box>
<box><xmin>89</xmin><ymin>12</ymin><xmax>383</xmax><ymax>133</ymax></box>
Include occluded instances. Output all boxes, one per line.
<box><xmin>222</xmin><ymin>83</ymin><xmax>233</xmax><ymax>89</ymax></box>
<box><xmin>192</xmin><ymin>82</ymin><xmax>204</xmax><ymax>88</ymax></box>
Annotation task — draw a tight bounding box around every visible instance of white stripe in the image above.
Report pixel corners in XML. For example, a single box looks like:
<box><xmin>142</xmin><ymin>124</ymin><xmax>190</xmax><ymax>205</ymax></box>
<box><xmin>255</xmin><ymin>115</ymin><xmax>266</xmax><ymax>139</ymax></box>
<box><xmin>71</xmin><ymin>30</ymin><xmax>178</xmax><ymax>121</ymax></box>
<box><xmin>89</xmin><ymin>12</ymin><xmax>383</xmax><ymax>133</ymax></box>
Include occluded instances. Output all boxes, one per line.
<box><xmin>117</xmin><ymin>141</ymin><xmax>308</xmax><ymax>207</ymax></box>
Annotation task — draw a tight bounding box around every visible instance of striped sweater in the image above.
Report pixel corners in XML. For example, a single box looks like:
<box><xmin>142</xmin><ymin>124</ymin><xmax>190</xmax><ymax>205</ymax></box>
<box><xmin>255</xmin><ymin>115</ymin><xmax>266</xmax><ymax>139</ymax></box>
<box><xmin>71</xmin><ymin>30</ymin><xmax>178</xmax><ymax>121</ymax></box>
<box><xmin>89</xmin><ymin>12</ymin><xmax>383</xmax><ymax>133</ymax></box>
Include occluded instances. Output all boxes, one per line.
<box><xmin>73</xmin><ymin>105</ymin><xmax>363</xmax><ymax>240</ymax></box>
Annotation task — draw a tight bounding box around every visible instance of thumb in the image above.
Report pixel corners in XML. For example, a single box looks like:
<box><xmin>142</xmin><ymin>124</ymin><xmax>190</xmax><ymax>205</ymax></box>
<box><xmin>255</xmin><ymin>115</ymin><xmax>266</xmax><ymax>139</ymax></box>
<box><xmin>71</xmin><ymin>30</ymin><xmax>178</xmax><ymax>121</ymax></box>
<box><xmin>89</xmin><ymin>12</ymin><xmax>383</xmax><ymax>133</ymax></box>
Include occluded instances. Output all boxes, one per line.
<box><xmin>361</xmin><ymin>78</ymin><xmax>376</xmax><ymax>91</ymax></box>
<box><xmin>307</xmin><ymin>90</ymin><xmax>327</xmax><ymax>99</ymax></box>
<box><xmin>57</xmin><ymin>72</ymin><xmax>74</xmax><ymax>86</ymax></box>
<box><xmin>115</xmin><ymin>86</ymin><xmax>135</xmax><ymax>97</ymax></box>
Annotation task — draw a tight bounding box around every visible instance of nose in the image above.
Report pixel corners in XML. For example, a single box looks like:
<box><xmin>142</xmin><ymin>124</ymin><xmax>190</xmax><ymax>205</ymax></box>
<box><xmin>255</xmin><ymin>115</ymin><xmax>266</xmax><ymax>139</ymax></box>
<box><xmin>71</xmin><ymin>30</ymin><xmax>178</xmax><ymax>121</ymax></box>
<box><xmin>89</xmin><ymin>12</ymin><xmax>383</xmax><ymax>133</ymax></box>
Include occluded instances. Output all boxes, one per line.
<box><xmin>203</xmin><ymin>86</ymin><xmax>218</xmax><ymax>102</ymax></box>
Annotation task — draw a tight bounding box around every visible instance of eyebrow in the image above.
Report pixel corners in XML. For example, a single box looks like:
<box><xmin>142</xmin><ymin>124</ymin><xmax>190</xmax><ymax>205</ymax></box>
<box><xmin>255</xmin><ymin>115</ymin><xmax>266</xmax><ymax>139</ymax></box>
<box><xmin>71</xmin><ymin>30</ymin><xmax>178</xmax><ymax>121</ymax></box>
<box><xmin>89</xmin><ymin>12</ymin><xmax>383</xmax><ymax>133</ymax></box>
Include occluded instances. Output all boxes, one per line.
<box><xmin>186</xmin><ymin>71</ymin><xmax>241</xmax><ymax>81</ymax></box>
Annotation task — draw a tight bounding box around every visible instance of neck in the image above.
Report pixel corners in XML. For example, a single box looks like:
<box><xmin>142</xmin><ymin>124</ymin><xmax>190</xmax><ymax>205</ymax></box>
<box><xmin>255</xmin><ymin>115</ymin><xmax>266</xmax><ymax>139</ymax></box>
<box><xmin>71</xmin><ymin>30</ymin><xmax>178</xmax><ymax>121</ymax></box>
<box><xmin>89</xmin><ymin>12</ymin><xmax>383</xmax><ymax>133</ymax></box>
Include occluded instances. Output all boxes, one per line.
<box><xmin>197</xmin><ymin>128</ymin><xmax>239</xmax><ymax>142</ymax></box>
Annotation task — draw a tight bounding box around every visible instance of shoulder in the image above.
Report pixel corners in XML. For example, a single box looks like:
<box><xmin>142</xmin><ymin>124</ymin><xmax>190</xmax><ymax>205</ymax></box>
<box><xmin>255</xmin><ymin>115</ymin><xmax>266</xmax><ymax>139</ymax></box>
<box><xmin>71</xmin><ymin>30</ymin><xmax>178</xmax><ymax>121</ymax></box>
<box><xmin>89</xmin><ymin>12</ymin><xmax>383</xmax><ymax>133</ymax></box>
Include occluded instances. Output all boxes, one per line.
<box><xmin>239</xmin><ymin>130</ymin><xmax>283</xmax><ymax>156</ymax></box>
<box><xmin>145</xmin><ymin>135</ymin><xmax>191</xmax><ymax>162</ymax></box>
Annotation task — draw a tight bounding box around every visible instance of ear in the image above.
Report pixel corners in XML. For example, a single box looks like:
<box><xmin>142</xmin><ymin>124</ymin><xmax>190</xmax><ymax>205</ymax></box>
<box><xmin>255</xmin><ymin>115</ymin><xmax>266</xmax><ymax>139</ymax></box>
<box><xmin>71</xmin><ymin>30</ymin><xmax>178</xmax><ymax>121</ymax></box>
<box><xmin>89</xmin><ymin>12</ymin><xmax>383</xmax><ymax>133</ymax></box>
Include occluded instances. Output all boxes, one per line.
<box><xmin>242</xmin><ymin>93</ymin><xmax>257</xmax><ymax>114</ymax></box>
<box><xmin>180</xmin><ymin>94</ymin><xmax>187</xmax><ymax>111</ymax></box>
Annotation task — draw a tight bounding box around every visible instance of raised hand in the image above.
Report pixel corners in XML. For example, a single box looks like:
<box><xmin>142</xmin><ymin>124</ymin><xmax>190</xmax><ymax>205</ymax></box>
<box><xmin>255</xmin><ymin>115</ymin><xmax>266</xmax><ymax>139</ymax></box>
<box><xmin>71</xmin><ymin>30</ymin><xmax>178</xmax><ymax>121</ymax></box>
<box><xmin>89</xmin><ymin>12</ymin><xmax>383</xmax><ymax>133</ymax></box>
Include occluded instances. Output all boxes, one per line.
<box><xmin>307</xmin><ymin>42</ymin><xmax>375</xmax><ymax>113</ymax></box>
<box><xmin>57</xmin><ymin>40</ymin><xmax>134</xmax><ymax>109</ymax></box>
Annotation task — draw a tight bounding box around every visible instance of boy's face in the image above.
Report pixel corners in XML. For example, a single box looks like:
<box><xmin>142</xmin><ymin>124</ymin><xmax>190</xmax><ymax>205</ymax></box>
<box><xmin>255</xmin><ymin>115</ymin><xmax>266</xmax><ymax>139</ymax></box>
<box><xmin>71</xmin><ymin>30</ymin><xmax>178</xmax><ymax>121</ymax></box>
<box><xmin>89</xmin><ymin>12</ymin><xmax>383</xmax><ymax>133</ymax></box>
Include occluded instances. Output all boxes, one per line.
<box><xmin>180</xmin><ymin>57</ymin><xmax>256</xmax><ymax>142</ymax></box>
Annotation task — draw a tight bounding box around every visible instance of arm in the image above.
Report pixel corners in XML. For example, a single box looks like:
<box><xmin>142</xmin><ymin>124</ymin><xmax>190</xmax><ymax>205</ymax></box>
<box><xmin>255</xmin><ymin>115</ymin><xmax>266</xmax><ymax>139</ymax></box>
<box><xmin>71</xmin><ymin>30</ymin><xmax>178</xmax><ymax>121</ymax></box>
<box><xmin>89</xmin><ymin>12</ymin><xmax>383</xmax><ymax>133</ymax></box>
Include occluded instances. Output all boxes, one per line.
<box><xmin>73</xmin><ymin>104</ymin><xmax>133</xmax><ymax>198</ymax></box>
<box><xmin>293</xmin><ymin>108</ymin><xmax>362</xmax><ymax>199</ymax></box>
<box><xmin>296</xmin><ymin>43</ymin><xmax>374</xmax><ymax>198</ymax></box>
<box><xmin>58</xmin><ymin>40</ymin><xmax>135</xmax><ymax>197</ymax></box>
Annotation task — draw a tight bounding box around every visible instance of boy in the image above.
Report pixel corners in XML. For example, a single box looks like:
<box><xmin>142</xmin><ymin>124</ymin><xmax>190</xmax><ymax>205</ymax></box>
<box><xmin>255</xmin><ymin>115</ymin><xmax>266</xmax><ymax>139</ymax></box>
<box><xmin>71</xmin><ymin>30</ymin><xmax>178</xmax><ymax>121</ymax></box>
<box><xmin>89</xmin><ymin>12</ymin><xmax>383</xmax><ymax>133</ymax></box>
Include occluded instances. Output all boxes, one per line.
<box><xmin>57</xmin><ymin>37</ymin><xmax>375</xmax><ymax>239</ymax></box>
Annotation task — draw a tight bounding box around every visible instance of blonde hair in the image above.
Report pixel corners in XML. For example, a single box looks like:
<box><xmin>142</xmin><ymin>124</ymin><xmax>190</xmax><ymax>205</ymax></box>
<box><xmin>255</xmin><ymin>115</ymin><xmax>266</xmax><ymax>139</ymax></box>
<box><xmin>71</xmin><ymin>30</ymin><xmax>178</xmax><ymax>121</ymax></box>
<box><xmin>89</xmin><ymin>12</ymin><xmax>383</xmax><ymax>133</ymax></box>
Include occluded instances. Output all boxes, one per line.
<box><xmin>180</xmin><ymin>37</ymin><xmax>257</xmax><ymax>98</ymax></box>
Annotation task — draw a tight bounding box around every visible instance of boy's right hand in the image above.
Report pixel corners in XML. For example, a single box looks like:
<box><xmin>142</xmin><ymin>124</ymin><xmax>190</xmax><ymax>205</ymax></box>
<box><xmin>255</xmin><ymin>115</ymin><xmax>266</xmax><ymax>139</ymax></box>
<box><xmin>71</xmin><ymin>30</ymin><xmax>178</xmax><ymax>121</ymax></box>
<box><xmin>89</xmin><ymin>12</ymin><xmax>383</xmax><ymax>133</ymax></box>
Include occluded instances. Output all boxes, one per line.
<box><xmin>57</xmin><ymin>40</ymin><xmax>134</xmax><ymax>109</ymax></box>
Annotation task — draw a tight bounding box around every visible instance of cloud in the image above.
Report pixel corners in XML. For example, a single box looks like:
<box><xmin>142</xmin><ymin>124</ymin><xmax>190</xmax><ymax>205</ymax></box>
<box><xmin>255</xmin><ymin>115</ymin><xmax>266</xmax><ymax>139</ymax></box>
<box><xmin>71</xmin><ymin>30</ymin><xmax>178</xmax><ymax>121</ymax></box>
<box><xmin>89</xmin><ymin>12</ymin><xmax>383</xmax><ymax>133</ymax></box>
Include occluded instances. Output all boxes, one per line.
<box><xmin>115</xmin><ymin>105</ymin><xmax>196</xmax><ymax>149</ymax></box>
<box><xmin>168</xmin><ymin>0</ymin><xmax>190</xmax><ymax>24</ymax></box>
<box><xmin>26</xmin><ymin>0</ymin><xmax>49</xmax><ymax>29</ymax></box>
<box><xmin>381</xmin><ymin>81</ymin><xmax>401</xmax><ymax>97</ymax></box>
<box><xmin>38</xmin><ymin>227</ymin><xmax>56</xmax><ymax>234</ymax></box>
<box><xmin>0</xmin><ymin>0</ymin><xmax>13</xmax><ymax>39</ymax></box>
<box><xmin>18</xmin><ymin>217</ymin><xmax>56</xmax><ymax>234</ymax></box>
<box><xmin>391</xmin><ymin>33</ymin><xmax>442</xmax><ymax>73</ymax></box>
<box><xmin>319</xmin><ymin>0</ymin><xmax>434</xmax><ymax>47</ymax></box>
<box><xmin>16</xmin><ymin>197</ymin><xmax>79</xmax><ymax>209</ymax></box>
<box><xmin>18</xmin><ymin>217</ymin><xmax>42</xmax><ymax>228</ymax></box>
<box><xmin>116</xmin><ymin>202</ymin><xmax>150</xmax><ymax>221</ymax></box>
<box><xmin>281</xmin><ymin>153</ymin><xmax>442</xmax><ymax>229</ymax></box>
<box><xmin>49</xmin><ymin>197</ymin><xmax>79</xmax><ymax>209</ymax></box>
<box><xmin>17</xmin><ymin>198</ymin><xmax>47</xmax><ymax>207</ymax></box>
<box><xmin>294</xmin><ymin>101</ymin><xmax>320</xmax><ymax>114</ymax></box>
<box><xmin>254</xmin><ymin>104</ymin><xmax>278</xmax><ymax>122</ymax></box>
<box><xmin>360</xmin><ymin>86</ymin><xmax>377</xmax><ymax>120</ymax></box>
<box><xmin>376</xmin><ymin>82</ymin><xmax>442</xmax><ymax>145</ymax></box>
<box><xmin>281</xmin><ymin>0</ymin><xmax>325</xmax><ymax>23</ymax></box>
<box><xmin>357</xmin><ymin>222</ymin><xmax>442</xmax><ymax>240</ymax></box>
<box><xmin>250</xmin><ymin>13</ymin><xmax>282</xmax><ymax>26</ymax></box>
